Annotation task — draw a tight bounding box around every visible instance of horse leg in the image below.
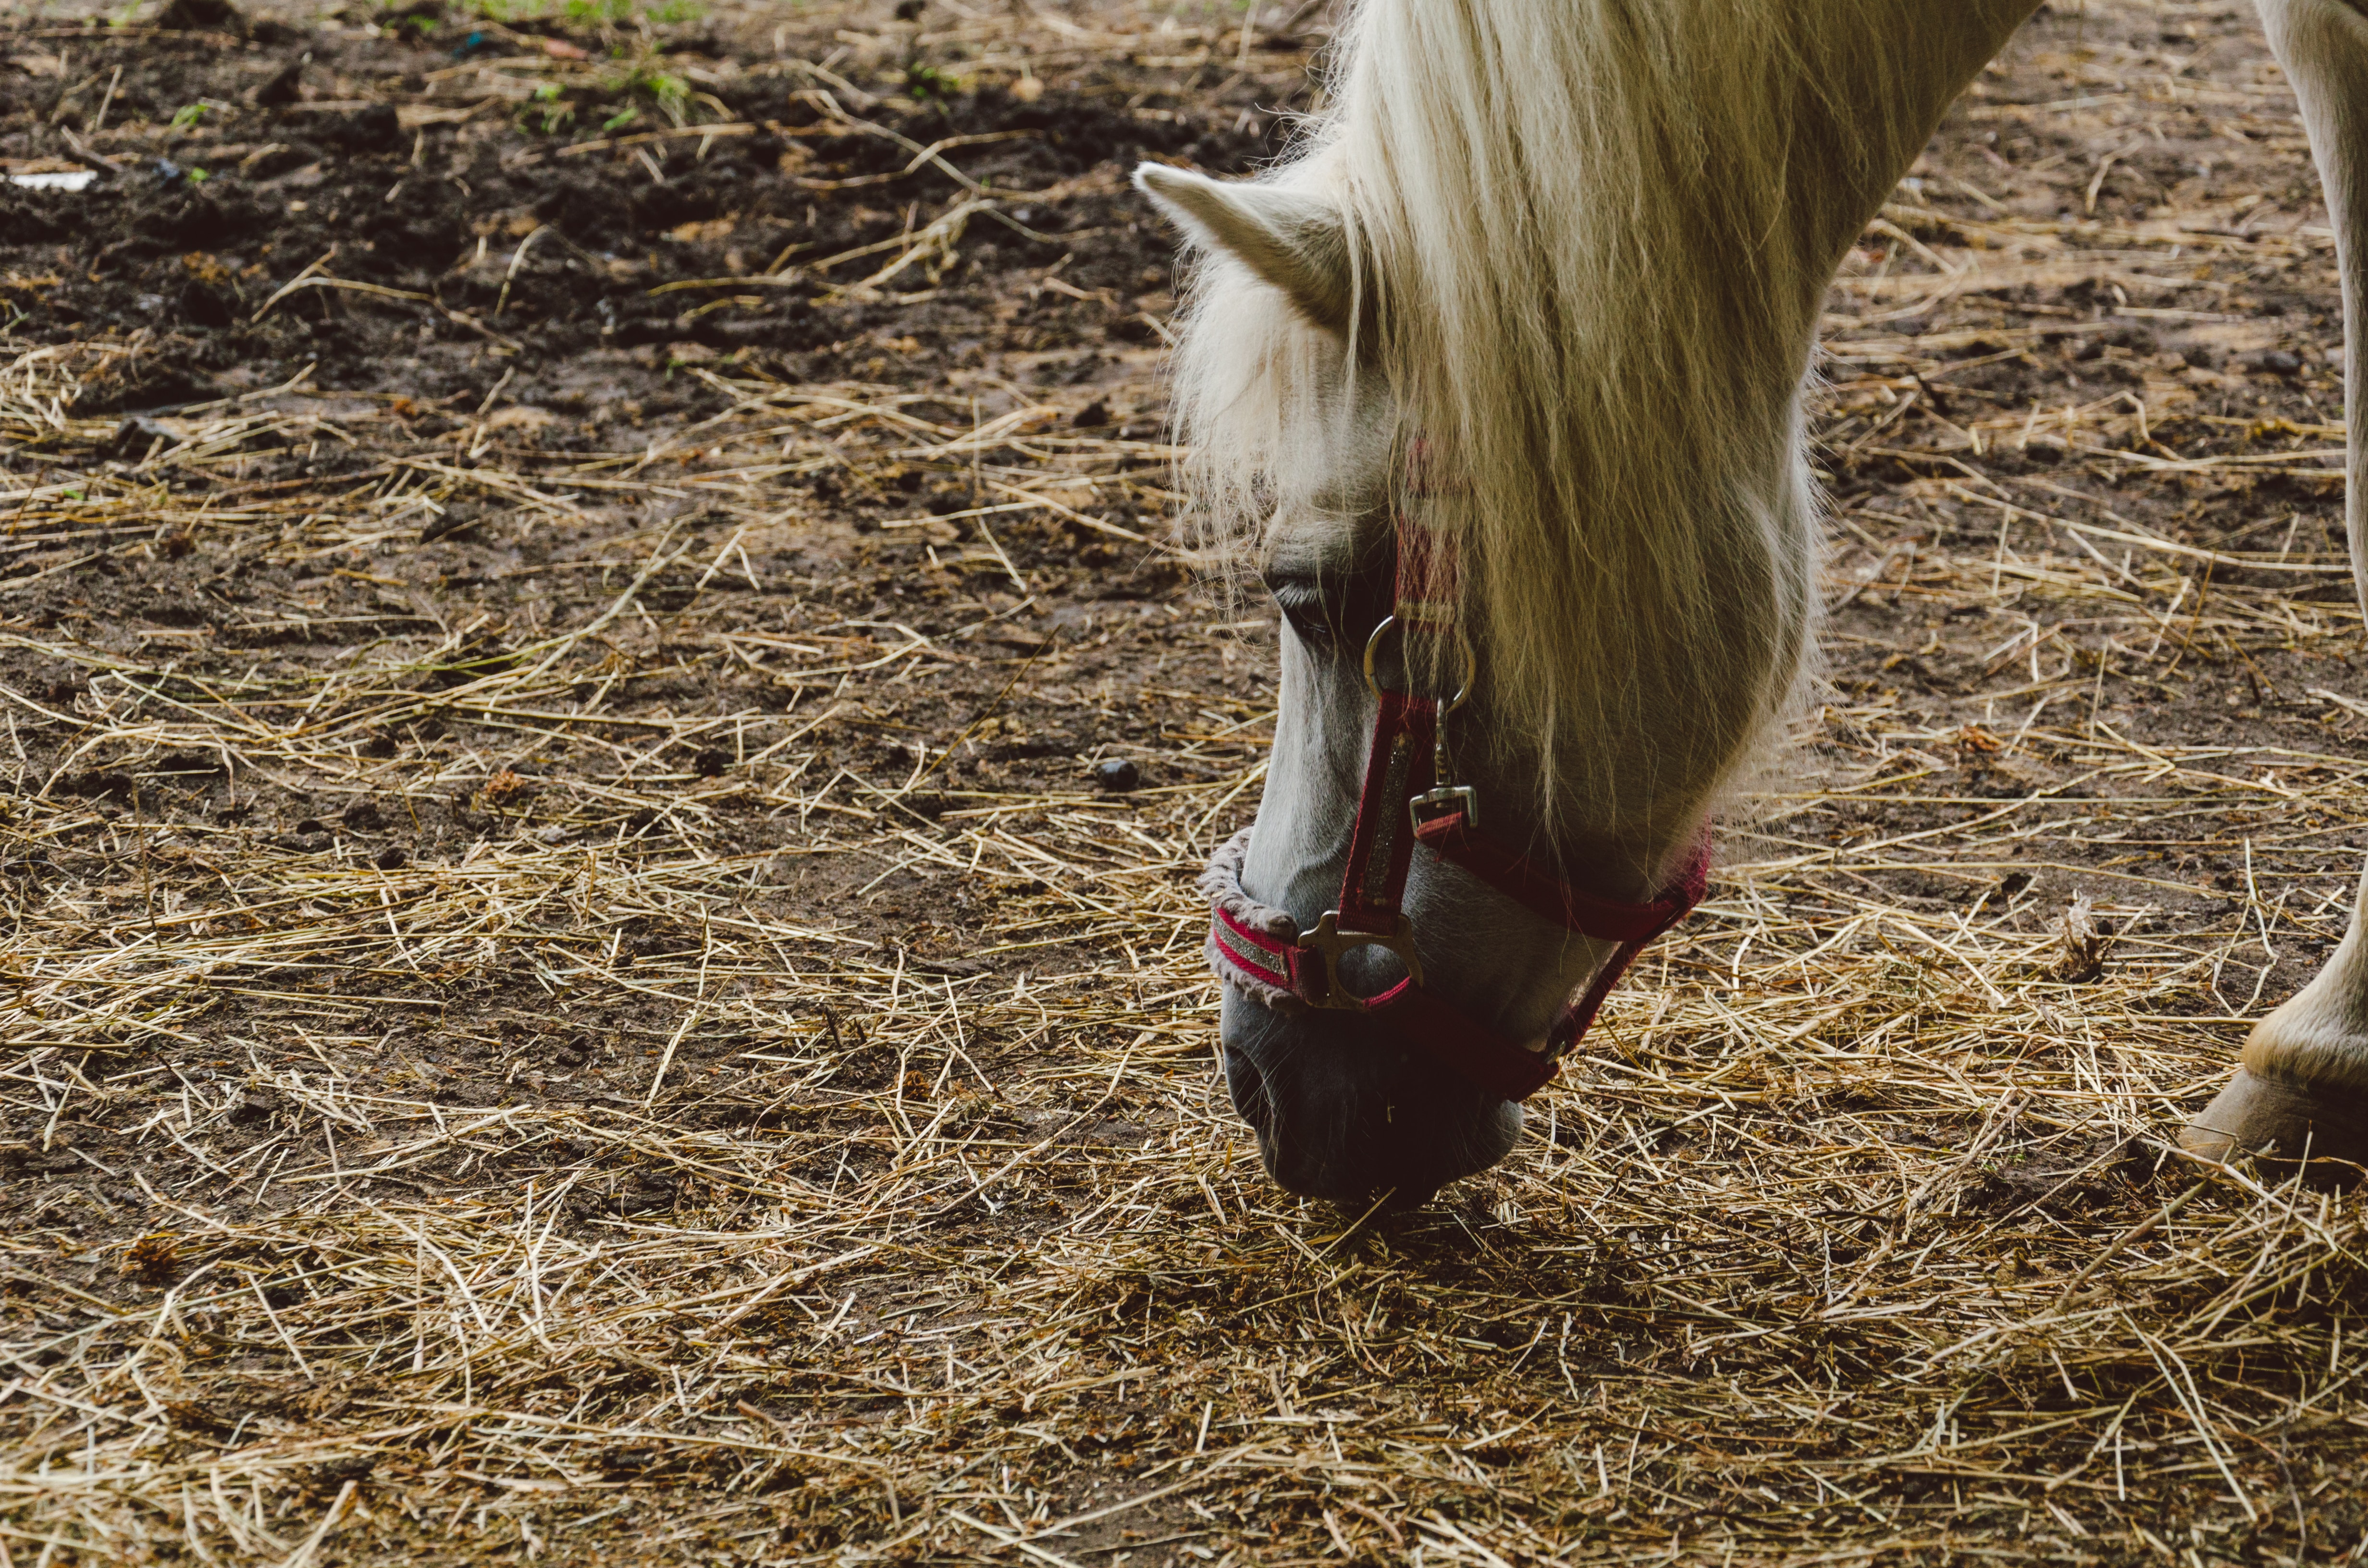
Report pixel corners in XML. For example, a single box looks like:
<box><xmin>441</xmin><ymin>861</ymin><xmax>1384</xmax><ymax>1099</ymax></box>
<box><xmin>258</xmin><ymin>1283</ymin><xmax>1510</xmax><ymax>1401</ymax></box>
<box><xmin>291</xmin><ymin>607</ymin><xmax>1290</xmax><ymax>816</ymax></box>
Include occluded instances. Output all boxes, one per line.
<box><xmin>2183</xmin><ymin>0</ymin><xmax>2368</xmax><ymax>1178</ymax></box>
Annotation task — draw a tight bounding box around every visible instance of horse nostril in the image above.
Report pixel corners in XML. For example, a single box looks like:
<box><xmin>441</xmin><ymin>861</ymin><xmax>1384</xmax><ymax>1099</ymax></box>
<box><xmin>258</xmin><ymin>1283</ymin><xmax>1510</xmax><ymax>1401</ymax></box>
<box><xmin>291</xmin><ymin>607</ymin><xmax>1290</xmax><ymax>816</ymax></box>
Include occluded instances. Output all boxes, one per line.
<box><xmin>1223</xmin><ymin>1045</ymin><xmax>1274</xmax><ymax>1135</ymax></box>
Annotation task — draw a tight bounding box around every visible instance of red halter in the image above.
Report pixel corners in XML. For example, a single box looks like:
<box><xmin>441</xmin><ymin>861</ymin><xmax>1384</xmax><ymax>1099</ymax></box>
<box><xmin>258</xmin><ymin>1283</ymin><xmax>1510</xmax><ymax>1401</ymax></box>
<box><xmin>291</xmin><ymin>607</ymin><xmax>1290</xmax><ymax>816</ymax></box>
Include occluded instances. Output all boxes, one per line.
<box><xmin>1201</xmin><ymin>451</ymin><xmax>1710</xmax><ymax>1103</ymax></box>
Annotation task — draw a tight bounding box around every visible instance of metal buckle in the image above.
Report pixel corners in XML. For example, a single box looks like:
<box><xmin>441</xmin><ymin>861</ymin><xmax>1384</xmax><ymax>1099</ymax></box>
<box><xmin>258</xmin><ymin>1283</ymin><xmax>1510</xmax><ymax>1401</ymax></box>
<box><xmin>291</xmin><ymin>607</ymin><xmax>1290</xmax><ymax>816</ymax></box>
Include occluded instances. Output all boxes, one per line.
<box><xmin>1295</xmin><ymin>910</ymin><xmax>1425</xmax><ymax>1009</ymax></box>
<box><xmin>1409</xmin><ymin>783</ymin><xmax>1480</xmax><ymax>834</ymax></box>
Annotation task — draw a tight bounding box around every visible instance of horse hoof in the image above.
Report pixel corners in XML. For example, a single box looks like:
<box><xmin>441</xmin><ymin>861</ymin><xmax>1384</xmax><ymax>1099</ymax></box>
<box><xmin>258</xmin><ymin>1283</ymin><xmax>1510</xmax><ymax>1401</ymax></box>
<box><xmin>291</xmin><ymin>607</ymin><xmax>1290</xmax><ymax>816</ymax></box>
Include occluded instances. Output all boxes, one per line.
<box><xmin>2180</xmin><ymin>1068</ymin><xmax>2368</xmax><ymax>1187</ymax></box>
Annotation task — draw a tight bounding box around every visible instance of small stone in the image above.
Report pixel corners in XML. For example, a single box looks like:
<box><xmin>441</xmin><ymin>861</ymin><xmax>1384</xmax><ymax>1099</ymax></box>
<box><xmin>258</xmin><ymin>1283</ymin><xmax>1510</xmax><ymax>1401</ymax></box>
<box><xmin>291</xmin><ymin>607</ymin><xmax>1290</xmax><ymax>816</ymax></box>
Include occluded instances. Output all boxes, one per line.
<box><xmin>1094</xmin><ymin>758</ymin><xmax>1141</xmax><ymax>792</ymax></box>
<box><xmin>155</xmin><ymin>0</ymin><xmax>245</xmax><ymax>32</ymax></box>
<box><xmin>250</xmin><ymin>59</ymin><xmax>304</xmax><ymax>108</ymax></box>
<box><xmin>108</xmin><ymin>416</ymin><xmax>174</xmax><ymax>460</ymax></box>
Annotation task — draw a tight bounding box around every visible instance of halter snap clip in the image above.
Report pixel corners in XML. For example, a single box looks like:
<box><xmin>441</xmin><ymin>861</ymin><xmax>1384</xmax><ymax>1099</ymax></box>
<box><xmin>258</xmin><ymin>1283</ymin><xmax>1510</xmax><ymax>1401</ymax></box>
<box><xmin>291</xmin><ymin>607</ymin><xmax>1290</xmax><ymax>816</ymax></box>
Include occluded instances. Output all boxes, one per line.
<box><xmin>1363</xmin><ymin>615</ymin><xmax>1481</xmax><ymax>833</ymax></box>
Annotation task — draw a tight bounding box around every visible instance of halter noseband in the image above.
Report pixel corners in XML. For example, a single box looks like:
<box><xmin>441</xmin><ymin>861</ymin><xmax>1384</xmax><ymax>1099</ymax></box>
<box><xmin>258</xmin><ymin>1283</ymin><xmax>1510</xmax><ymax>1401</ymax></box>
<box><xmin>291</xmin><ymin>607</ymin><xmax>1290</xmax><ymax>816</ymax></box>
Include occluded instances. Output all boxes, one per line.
<box><xmin>1201</xmin><ymin>448</ymin><xmax>1710</xmax><ymax>1104</ymax></box>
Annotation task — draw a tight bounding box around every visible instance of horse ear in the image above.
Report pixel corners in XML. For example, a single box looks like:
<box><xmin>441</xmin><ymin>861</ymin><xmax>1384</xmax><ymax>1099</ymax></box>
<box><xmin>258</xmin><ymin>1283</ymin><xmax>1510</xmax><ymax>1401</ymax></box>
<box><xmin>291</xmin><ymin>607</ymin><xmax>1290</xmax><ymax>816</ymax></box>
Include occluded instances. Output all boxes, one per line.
<box><xmin>1134</xmin><ymin>163</ymin><xmax>1356</xmax><ymax>336</ymax></box>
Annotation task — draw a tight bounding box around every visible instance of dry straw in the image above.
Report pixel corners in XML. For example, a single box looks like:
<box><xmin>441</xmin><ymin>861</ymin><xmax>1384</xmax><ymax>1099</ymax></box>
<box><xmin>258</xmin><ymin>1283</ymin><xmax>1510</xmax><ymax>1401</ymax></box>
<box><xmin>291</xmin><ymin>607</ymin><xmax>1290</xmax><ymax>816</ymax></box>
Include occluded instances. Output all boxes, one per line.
<box><xmin>4</xmin><ymin>0</ymin><xmax>2368</xmax><ymax>1562</ymax></box>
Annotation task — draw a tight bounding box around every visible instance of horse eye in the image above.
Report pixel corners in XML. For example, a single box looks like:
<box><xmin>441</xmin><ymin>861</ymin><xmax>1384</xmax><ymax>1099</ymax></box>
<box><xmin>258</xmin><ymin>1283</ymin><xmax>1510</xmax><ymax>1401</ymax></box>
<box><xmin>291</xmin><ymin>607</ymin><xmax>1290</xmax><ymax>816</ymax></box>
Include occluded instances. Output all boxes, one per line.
<box><xmin>1268</xmin><ymin>581</ymin><xmax>1340</xmax><ymax>648</ymax></box>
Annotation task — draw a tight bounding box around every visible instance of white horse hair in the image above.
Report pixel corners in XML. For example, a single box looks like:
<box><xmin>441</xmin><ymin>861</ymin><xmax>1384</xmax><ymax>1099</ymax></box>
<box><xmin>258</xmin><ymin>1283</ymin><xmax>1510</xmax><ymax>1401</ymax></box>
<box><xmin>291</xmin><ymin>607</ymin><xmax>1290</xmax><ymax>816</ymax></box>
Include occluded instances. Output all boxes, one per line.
<box><xmin>1136</xmin><ymin>0</ymin><xmax>2368</xmax><ymax>1202</ymax></box>
<box><xmin>1151</xmin><ymin>0</ymin><xmax>2052</xmax><ymax>867</ymax></box>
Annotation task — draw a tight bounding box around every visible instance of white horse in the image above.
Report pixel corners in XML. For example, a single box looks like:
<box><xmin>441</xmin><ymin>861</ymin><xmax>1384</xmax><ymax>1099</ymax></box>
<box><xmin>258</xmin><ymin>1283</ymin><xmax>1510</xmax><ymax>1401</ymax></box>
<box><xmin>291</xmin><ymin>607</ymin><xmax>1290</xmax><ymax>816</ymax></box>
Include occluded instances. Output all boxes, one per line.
<box><xmin>1138</xmin><ymin>0</ymin><xmax>2368</xmax><ymax>1204</ymax></box>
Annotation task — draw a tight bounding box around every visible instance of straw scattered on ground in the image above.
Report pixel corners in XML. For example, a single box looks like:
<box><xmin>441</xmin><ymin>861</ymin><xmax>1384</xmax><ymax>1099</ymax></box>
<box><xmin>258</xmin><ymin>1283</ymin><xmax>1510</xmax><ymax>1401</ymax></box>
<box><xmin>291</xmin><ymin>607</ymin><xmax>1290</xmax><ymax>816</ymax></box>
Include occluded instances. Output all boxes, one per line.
<box><xmin>5</xmin><ymin>0</ymin><xmax>2368</xmax><ymax>1563</ymax></box>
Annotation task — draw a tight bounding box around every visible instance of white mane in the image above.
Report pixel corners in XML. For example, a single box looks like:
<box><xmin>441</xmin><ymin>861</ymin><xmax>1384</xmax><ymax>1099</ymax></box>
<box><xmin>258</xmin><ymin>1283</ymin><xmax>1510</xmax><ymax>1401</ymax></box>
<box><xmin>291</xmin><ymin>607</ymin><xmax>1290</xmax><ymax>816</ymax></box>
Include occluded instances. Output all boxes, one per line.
<box><xmin>1166</xmin><ymin>0</ymin><xmax>1948</xmax><ymax>852</ymax></box>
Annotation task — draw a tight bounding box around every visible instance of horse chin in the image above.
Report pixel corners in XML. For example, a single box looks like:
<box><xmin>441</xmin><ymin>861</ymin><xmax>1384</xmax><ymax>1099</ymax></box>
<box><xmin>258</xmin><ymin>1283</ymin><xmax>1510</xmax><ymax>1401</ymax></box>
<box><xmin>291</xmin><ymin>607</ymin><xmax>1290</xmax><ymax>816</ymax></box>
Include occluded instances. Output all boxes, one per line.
<box><xmin>1218</xmin><ymin>987</ymin><xmax>1523</xmax><ymax>1208</ymax></box>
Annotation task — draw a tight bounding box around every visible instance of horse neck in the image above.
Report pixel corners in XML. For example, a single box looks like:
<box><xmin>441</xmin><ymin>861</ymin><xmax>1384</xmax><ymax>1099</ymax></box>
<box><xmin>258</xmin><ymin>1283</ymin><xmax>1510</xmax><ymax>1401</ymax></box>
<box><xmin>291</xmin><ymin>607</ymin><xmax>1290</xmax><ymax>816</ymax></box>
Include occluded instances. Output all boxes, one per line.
<box><xmin>1769</xmin><ymin>1</ymin><xmax>2048</xmax><ymax>306</ymax></box>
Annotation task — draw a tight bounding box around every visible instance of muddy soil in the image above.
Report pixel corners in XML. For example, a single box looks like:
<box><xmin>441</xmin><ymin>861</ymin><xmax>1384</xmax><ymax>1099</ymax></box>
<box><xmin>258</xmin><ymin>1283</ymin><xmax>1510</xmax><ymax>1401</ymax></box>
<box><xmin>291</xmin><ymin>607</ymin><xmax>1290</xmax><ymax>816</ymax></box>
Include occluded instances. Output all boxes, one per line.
<box><xmin>1</xmin><ymin>0</ymin><xmax>1295</xmax><ymax>1103</ymax></box>
<box><xmin>3</xmin><ymin>4</ymin><xmax>1288</xmax><ymax>407</ymax></box>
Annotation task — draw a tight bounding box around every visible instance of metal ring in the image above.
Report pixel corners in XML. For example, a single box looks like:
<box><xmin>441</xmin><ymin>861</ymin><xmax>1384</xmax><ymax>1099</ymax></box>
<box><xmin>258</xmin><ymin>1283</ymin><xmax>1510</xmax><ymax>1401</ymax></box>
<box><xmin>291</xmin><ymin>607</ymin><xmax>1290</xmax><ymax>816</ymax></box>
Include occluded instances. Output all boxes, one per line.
<box><xmin>1359</xmin><ymin>615</ymin><xmax>1398</xmax><ymax>699</ymax></box>
<box><xmin>1362</xmin><ymin>616</ymin><xmax>1475</xmax><ymax>712</ymax></box>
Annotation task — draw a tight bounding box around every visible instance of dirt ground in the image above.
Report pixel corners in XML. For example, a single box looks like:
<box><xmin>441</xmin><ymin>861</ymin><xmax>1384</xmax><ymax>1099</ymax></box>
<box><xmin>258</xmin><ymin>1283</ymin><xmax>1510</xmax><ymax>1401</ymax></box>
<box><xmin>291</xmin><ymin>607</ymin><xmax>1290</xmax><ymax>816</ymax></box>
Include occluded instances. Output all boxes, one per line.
<box><xmin>5</xmin><ymin>0</ymin><xmax>2368</xmax><ymax>1563</ymax></box>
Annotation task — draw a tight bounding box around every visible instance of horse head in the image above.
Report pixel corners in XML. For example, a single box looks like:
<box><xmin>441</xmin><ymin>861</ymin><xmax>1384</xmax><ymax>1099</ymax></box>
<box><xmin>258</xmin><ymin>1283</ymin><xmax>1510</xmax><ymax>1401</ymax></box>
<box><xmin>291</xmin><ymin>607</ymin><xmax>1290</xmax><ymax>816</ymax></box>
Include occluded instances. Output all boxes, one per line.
<box><xmin>1135</xmin><ymin>162</ymin><xmax>1757</xmax><ymax>1208</ymax></box>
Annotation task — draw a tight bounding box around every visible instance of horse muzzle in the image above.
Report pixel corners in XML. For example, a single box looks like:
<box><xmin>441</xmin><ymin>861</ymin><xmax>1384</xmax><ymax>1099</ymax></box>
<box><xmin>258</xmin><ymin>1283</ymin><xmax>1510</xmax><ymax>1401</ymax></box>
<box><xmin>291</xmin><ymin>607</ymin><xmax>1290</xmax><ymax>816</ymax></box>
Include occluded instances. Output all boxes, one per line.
<box><xmin>1216</xmin><ymin>983</ymin><xmax>1523</xmax><ymax>1206</ymax></box>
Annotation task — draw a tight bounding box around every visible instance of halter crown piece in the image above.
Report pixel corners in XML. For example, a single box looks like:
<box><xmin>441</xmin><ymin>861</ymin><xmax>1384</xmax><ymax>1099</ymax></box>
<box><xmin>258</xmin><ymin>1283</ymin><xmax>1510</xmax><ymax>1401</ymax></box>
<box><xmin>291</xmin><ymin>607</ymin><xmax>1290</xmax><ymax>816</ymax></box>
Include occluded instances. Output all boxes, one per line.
<box><xmin>1200</xmin><ymin>442</ymin><xmax>1711</xmax><ymax>1103</ymax></box>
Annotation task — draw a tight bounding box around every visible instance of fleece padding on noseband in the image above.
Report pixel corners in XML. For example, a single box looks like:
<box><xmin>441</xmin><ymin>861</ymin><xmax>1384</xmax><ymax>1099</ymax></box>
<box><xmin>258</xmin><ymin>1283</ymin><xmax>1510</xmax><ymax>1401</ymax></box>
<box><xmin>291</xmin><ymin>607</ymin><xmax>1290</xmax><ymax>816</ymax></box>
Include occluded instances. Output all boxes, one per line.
<box><xmin>1200</xmin><ymin>827</ymin><xmax>1307</xmax><ymax>1013</ymax></box>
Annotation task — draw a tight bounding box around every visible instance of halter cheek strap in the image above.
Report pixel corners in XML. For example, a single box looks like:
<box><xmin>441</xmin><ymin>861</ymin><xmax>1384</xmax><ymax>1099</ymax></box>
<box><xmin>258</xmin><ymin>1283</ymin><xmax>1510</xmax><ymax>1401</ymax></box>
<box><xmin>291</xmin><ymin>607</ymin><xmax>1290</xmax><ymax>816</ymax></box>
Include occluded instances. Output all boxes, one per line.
<box><xmin>1420</xmin><ymin>811</ymin><xmax>1711</xmax><ymax>1060</ymax></box>
<box><xmin>1202</xmin><ymin>444</ymin><xmax>1711</xmax><ymax>1104</ymax></box>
